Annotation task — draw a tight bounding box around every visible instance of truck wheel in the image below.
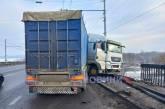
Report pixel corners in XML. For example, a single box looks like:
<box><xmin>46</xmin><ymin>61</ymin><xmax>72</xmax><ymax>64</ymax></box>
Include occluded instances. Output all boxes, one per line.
<box><xmin>0</xmin><ymin>76</ymin><xmax>4</xmax><ymax>87</ymax></box>
<box><xmin>0</xmin><ymin>82</ymin><xmax>2</xmax><ymax>87</ymax></box>
<box><xmin>81</xmin><ymin>88</ymin><xmax>85</xmax><ymax>92</ymax></box>
<box><xmin>89</xmin><ymin>66</ymin><xmax>98</xmax><ymax>75</ymax></box>
<box><xmin>77</xmin><ymin>87</ymin><xmax>85</xmax><ymax>94</ymax></box>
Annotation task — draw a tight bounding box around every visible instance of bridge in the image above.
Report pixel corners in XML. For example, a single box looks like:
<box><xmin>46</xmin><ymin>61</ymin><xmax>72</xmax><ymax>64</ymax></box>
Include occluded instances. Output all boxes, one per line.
<box><xmin>0</xmin><ymin>64</ymin><xmax>164</xmax><ymax>109</ymax></box>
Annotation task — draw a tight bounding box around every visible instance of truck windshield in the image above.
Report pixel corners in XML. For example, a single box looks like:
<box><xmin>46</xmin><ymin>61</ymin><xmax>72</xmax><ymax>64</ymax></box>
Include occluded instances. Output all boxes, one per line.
<box><xmin>108</xmin><ymin>44</ymin><xmax>122</xmax><ymax>53</ymax></box>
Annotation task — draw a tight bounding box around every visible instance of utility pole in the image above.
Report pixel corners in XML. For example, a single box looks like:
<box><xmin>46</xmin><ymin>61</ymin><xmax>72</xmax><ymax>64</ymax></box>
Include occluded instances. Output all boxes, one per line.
<box><xmin>5</xmin><ymin>39</ymin><xmax>7</xmax><ymax>63</ymax></box>
<box><xmin>82</xmin><ymin>0</ymin><xmax>106</xmax><ymax>37</ymax></box>
<box><xmin>103</xmin><ymin>0</ymin><xmax>107</xmax><ymax>37</ymax></box>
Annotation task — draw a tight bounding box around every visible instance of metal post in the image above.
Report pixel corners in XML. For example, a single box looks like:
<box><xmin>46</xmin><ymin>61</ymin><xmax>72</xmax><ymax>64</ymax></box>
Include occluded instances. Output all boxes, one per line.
<box><xmin>149</xmin><ymin>67</ymin><xmax>151</xmax><ymax>83</ymax></box>
<box><xmin>156</xmin><ymin>68</ymin><xmax>158</xmax><ymax>85</ymax></box>
<box><xmin>144</xmin><ymin>67</ymin><xmax>146</xmax><ymax>81</ymax></box>
<box><xmin>142</xmin><ymin>66</ymin><xmax>145</xmax><ymax>81</ymax></box>
<box><xmin>145</xmin><ymin>67</ymin><xmax>146</xmax><ymax>81</ymax></box>
<box><xmin>149</xmin><ymin>67</ymin><xmax>152</xmax><ymax>84</ymax></box>
<box><xmin>103</xmin><ymin>0</ymin><xmax>107</xmax><ymax>71</ymax></box>
<box><xmin>103</xmin><ymin>0</ymin><xmax>107</xmax><ymax>37</ymax></box>
<box><xmin>158</xmin><ymin>67</ymin><xmax>160</xmax><ymax>86</ymax></box>
<box><xmin>5</xmin><ymin>39</ymin><xmax>7</xmax><ymax>63</ymax></box>
<box><xmin>141</xmin><ymin>66</ymin><xmax>143</xmax><ymax>81</ymax></box>
<box><xmin>148</xmin><ymin>67</ymin><xmax>150</xmax><ymax>83</ymax></box>
<box><xmin>160</xmin><ymin>66</ymin><xmax>163</xmax><ymax>87</ymax></box>
<box><xmin>164</xmin><ymin>67</ymin><xmax>165</xmax><ymax>87</ymax></box>
<box><xmin>146</xmin><ymin>67</ymin><xmax>149</xmax><ymax>82</ymax></box>
<box><xmin>154</xmin><ymin>67</ymin><xmax>157</xmax><ymax>85</ymax></box>
<box><xmin>151</xmin><ymin>68</ymin><xmax>153</xmax><ymax>84</ymax></box>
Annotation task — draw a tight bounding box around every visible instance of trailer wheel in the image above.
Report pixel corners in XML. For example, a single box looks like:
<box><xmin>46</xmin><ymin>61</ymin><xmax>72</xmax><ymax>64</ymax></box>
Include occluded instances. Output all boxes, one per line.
<box><xmin>89</xmin><ymin>65</ymin><xmax>98</xmax><ymax>75</ymax></box>
<box><xmin>77</xmin><ymin>87</ymin><xmax>86</xmax><ymax>94</ymax></box>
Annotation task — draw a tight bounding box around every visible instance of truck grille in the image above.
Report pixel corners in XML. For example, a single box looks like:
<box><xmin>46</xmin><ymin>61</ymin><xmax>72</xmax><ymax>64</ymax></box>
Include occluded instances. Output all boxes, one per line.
<box><xmin>112</xmin><ymin>65</ymin><xmax>119</xmax><ymax>68</ymax></box>
<box><xmin>111</xmin><ymin>57</ymin><xmax>121</xmax><ymax>62</ymax></box>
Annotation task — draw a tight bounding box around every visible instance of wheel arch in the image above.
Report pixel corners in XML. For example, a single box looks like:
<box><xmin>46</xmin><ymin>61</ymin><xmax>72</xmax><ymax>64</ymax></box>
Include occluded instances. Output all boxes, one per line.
<box><xmin>87</xmin><ymin>62</ymin><xmax>101</xmax><ymax>71</ymax></box>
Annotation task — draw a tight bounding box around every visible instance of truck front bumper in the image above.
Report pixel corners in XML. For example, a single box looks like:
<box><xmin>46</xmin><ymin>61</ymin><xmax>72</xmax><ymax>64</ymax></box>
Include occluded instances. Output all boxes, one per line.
<box><xmin>106</xmin><ymin>62</ymin><xmax>121</xmax><ymax>70</ymax></box>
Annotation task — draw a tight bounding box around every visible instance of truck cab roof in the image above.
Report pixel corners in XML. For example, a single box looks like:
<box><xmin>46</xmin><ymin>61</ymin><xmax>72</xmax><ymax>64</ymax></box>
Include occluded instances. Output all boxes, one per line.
<box><xmin>107</xmin><ymin>40</ymin><xmax>124</xmax><ymax>47</ymax></box>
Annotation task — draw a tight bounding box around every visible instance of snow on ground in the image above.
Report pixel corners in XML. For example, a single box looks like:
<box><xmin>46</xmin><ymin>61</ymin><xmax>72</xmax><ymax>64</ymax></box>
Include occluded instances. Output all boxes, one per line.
<box><xmin>124</xmin><ymin>67</ymin><xmax>141</xmax><ymax>80</ymax></box>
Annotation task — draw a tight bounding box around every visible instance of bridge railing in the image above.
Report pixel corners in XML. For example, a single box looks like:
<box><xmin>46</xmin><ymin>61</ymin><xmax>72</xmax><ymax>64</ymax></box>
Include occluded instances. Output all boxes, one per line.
<box><xmin>141</xmin><ymin>64</ymin><xmax>165</xmax><ymax>87</ymax></box>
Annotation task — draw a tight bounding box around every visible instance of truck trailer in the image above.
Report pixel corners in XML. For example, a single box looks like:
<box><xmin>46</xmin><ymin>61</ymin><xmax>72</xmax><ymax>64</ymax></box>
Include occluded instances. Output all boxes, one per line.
<box><xmin>87</xmin><ymin>34</ymin><xmax>124</xmax><ymax>75</ymax></box>
<box><xmin>23</xmin><ymin>10</ymin><xmax>88</xmax><ymax>94</ymax></box>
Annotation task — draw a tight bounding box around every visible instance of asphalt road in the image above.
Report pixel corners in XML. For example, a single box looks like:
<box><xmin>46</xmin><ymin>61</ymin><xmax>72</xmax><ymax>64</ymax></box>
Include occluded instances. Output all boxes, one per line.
<box><xmin>0</xmin><ymin>65</ymin><xmax>25</xmax><ymax>75</ymax></box>
<box><xmin>0</xmin><ymin>65</ymin><xmax>138</xmax><ymax>109</ymax></box>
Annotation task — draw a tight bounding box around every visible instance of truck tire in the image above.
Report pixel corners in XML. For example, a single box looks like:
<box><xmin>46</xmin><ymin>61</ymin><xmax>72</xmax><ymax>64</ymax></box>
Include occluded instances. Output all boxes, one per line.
<box><xmin>0</xmin><ymin>76</ymin><xmax>4</xmax><ymax>87</ymax></box>
<box><xmin>77</xmin><ymin>87</ymin><xmax>85</xmax><ymax>94</ymax></box>
<box><xmin>88</xmin><ymin>65</ymin><xmax>98</xmax><ymax>76</ymax></box>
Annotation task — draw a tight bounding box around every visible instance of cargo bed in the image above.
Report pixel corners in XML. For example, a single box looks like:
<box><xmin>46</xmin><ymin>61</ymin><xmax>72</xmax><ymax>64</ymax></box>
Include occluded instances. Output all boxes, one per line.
<box><xmin>23</xmin><ymin>10</ymin><xmax>88</xmax><ymax>94</ymax></box>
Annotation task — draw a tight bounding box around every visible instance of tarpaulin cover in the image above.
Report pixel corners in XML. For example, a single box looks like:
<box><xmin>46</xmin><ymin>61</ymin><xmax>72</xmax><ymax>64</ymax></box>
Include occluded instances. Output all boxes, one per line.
<box><xmin>23</xmin><ymin>10</ymin><xmax>81</xmax><ymax>21</ymax></box>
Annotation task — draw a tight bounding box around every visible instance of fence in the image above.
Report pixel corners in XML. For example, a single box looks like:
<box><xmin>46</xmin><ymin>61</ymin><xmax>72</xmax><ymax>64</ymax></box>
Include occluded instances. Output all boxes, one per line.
<box><xmin>141</xmin><ymin>64</ymin><xmax>165</xmax><ymax>87</ymax></box>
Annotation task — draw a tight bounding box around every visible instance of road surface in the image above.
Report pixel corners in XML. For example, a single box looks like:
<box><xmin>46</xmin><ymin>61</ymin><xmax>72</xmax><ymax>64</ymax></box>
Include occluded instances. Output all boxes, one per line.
<box><xmin>0</xmin><ymin>65</ymin><xmax>24</xmax><ymax>75</ymax></box>
<box><xmin>0</xmin><ymin>65</ymin><xmax>139</xmax><ymax>109</ymax></box>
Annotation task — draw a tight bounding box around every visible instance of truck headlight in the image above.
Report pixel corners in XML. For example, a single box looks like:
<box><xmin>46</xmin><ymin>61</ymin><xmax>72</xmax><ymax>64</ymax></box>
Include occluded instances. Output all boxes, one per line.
<box><xmin>106</xmin><ymin>62</ymin><xmax>112</xmax><ymax>69</ymax></box>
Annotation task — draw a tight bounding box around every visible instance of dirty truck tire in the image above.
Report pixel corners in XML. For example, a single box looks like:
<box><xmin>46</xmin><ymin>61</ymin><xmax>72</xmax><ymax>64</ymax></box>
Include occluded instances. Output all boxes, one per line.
<box><xmin>89</xmin><ymin>66</ymin><xmax>98</xmax><ymax>76</ymax></box>
<box><xmin>0</xmin><ymin>76</ymin><xmax>4</xmax><ymax>87</ymax></box>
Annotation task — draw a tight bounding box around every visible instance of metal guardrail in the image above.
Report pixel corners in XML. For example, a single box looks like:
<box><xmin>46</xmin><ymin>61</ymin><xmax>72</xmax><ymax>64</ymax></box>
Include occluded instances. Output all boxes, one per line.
<box><xmin>141</xmin><ymin>64</ymin><xmax>165</xmax><ymax>87</ymax></box>
<box><xmin>98</xmin><ymin>83</ymin><xmax>144</xmax><ymax>109</ymax></box>
<box><xmin>122</xmin><ymin>76</ymin><xmax>165</xmax><ymax>103</ymax></box>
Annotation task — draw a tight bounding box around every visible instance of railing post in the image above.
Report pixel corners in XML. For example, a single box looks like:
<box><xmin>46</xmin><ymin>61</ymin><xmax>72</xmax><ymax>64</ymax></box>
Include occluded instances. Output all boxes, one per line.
<box><xmin>144</xmin><ymin>66</ymin><xmax>146</xmax><ymax>81</ymax></box>
<box><xmin>141</xmin><ymin>65</ymin><xmax>143</xmax><ymax>81</ymax></box>
<box><xmin>148</xmin><ymin>67</ymin><xmax>150</xmax><ymax>83</ymax></box>
<box><xmin>164</xmin><ymin>66</ymin><xmax>165</xmax><ymax>87</ymax></box>
<box><xmin>160</xmin><ymin>65</ymin><xmax>163</xmax><ymax>87</ymax></box>
<box><xmin>146</xmin><ymin>67</ymin><xmax>148</xmax><ymax>82</ymax></box>
<box><xmin>153</xmin><ymin>67</ymin><xmax>156</xmax><ymax>85</ymax></box>
<box><xmin>141</xmin><ymin>64</ymin><xmax>165</xmax><ymax>87</ymax></box>
<box><xmin>158</xmin><ymin>66</ymin><xmax>160</xmax><ymax>86</ymax></box>
<box><xmin>151</xmin><ymin>66</ymin><xmax>153</xmax><ymax>84</ymax></box>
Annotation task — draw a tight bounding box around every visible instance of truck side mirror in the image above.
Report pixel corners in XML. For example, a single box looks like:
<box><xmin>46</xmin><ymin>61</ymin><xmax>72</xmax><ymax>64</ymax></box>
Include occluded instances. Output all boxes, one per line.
<box><xmin>93</xmin><ymin>43</ymin><xmax>96</xmax><ymax>50</ymax></box>
<box><xmin>101</xmin><ymin>42</ymin><xmax>105</xmax><ymax>51</ymax></box>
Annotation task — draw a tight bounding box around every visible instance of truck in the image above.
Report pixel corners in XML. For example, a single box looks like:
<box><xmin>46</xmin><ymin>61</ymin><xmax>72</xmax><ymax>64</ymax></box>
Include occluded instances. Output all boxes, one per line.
<box><xmin>23</xmin><ymin>10</ymin><xmax>88</xmax><ymax>94</ymax></box>
<box><xmin>87</xmin><ymin>34</ymin><xmax>124</xmax><ymax>75</ymax></box>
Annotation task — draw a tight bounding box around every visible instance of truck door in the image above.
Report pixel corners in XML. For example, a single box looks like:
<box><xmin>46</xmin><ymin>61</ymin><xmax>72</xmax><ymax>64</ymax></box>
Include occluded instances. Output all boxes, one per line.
<box><xmin>96</xmin><ymin>42</ymin><xmax>106</xmax><ymax>70</ymax></box>
<box><xmin>50</xmin><ymin>20</ymin><xmax>81</xmax><ymax>71</ymax></box>
<box><xmin>50</xmin><ymin>21</ymin><xmax>68</xmax><ymax>71</ymax></box>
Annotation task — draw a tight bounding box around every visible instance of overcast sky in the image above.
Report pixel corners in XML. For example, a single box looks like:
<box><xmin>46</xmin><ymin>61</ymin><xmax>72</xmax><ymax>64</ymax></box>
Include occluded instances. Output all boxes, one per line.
<box><xmin>0</xmin><ymin>0</ymin><xmax>165</xmax><ymax>57</ymax></box>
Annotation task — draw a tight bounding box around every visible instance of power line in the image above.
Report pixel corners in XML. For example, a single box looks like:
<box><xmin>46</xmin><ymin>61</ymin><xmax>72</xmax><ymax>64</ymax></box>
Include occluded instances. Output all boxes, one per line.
<box><xmin>7</xmin><ymin>46</ymin><xmax>24</xmax><ymax>48</ymax></box>
<box><xmin>31</xmin><ymin>0</ymin><xmax>102</xmax><ymax>5</ymax></box>
<box><xmin>110</xmin><ymin>1</ymin><xmax>165</xmax><ymax>32</ymax></box>
<box><xmin>110</xmin><ymin>0</ymin><xmax>127</xmax><ymax>12</ymax></box>
<box><xmin>6</xmin><ymin>43</ymin><xmax>24</xmax><ymax>47</ymax></box>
